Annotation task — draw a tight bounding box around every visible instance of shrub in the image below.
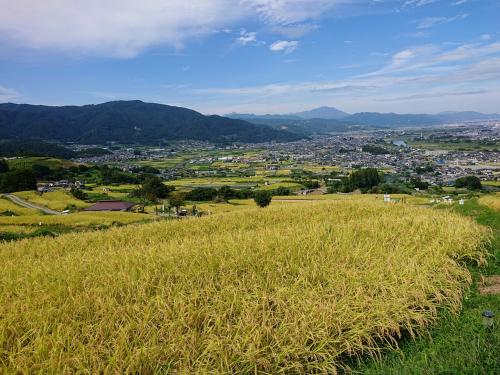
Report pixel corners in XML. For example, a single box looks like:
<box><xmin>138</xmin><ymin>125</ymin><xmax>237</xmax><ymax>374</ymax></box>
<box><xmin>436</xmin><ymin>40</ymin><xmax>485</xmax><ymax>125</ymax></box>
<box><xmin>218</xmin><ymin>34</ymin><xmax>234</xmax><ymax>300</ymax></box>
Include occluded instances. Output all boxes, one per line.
<box><xmin>254</xmin><ymin>190</ymin><xmax>272</xmax><ymax>208</ymax></box>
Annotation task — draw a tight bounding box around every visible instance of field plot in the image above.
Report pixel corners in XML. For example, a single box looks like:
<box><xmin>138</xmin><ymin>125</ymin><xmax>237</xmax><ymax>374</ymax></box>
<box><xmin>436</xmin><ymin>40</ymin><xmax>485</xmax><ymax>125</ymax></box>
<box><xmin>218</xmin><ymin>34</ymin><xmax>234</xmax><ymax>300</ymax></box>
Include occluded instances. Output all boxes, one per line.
<box><xmin>6</xmin><ymin>156</ymin><xmax>76</xmax><ymax>170</ymax></box>
<box><xmin>0</xmin><ymin>197</ymin><xmax>42</xmax><ymax>216</ymax></box>
<box><xmin>274</xmin><ymin>193</ymin><xmax>431</xmax><ymax>205</ymax></box>
<box><xmin>0</xmin><ymin>211</ymin><xmax>153</xmax><ymax>227</ymax></box>
<box><xmin>13</xmin><ymin>190</ymin><xmax>90</xmax><ymax>211</ymax></box>
<box><xmin>0</xmin><ymin>201</ymin><xmax>488</xmax><ymax>374</ymax></box>
<box><xmin>479</xmin><ymin>193</ymin><xmax>500</xmax><ymax>211</ymax></box>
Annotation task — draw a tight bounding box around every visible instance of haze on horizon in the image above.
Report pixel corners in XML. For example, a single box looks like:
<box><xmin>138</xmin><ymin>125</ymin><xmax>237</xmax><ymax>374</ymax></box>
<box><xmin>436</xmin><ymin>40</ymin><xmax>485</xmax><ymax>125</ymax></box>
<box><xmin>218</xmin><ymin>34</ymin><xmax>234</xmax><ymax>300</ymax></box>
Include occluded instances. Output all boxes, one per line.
<box><xmin>0</xmin><ymin>0</ymin><xmax>499</xmax><ymax>116</ymax></box>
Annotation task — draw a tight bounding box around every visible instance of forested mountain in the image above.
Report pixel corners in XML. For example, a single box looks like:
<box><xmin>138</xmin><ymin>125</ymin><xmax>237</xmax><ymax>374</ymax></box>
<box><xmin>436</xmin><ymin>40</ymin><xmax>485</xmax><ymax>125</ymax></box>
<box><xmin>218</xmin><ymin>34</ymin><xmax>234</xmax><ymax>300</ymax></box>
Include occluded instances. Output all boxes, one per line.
<box><xmin>0</xmin><ymin>101</ymin><xmax>302</xmax><ymax>144</ymax></box>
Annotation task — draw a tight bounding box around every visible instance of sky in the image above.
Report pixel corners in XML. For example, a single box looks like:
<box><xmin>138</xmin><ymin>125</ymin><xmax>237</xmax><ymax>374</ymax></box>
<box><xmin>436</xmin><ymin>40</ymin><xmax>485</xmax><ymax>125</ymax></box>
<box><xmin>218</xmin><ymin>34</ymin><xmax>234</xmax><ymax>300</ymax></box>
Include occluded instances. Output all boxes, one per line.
<box><xmin>0</xmin><ymin>0</ymin><xmax>499</xmax><ymax>115</ymax></box>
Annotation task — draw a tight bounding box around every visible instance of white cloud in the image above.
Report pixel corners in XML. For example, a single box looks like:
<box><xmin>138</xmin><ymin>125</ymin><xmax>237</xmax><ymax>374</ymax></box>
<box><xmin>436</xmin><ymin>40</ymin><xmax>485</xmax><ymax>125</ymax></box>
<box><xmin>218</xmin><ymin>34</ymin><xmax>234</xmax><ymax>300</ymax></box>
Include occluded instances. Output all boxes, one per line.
<box><xmin>246</xmin><ymin>0</ymin><xmax>339</xmax><ymax>25</ymax></box>
<box><xmin>416</xmin><ymin>13</ymin><xmax>467</xmax><ymax>29</ymax></box>
<box><xmin>481</xmin><ymin>34</ymin><xmax>492</xmax><ymax>41</ymax></box>
<box><xmin>0</xmin><ymin>0</ymin><xmax>341</xmax><ymax>58</ymax></box>
<box><xmin>237</xmin><ymin>29</ymin><xmax>262</xmax><ymax>46</ymax></box>
<box><xmin>451</xmin><ymin>0</ymin><xmax>467</xmax><ymax>5</ymax></box>
<box><xmin>0</xmin><ymin>85</ymin><xmax>18</xmax><ymax>101</ymax></box>
<box><xmin>404</xmin><ymin>0</ymin><xmax>438</xmax><ymax>7</ymax></box>
<box><xmin>269</xmin><ymin>40</ymin><xmax>299</xmax><ymax>54</ymax></box>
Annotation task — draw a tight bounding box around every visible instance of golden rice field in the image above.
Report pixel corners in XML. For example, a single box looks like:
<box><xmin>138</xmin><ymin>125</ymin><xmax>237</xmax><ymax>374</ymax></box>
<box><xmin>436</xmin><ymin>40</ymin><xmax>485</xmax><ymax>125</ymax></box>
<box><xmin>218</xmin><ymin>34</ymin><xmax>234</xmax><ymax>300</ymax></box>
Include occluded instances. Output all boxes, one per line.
<box><xmin>274</xmin><ymin>193</ymin><xmax>431</xmax><ymax>205</ymax></box>
<box><xmin>0</xmin><ymin>225</ymin><xmax>38</xmax><ymax>234</ymax></box>
<box><xmin>0</xmin><ymin>211</ymin><xmax>153</xmax><ymax>227</ymax></box>
<box><xmin>13</xmin><ymin>190</ymin><xmax>90</xmax><ymax>211</ymax></box>
<box><xmin>479</xmin><ymin>193</ymin><xmax>500</xmax><ymax>211</ymax></box>
<box><xmin>0</xmin><ymin>201</ymin><xmax>489</xmax><ymax>374</ymax></box>
<box><xmin>0</xmin><ymin>197</ymin><xmax>41</xmax><ymax>216</ymax></box>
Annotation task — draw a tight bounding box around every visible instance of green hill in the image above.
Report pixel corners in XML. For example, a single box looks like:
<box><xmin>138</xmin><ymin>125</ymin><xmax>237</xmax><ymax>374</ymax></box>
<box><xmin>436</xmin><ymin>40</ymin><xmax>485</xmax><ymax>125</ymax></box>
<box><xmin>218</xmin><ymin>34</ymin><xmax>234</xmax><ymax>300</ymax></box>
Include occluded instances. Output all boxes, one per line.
<box><xmin>0</xmin><ymin>101</ymin><xmax>302</xmax><ymax>144</ymax></box>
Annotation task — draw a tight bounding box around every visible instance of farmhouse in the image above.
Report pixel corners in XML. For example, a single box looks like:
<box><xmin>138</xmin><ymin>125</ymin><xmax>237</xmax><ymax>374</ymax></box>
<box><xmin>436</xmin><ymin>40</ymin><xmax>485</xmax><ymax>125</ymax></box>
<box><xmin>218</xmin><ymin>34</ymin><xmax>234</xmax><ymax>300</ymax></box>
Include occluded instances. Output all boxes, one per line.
<box><xmin>84</xmin><ymin>200</ymin><xmax>136</xmax><ymax>212</ymax></box>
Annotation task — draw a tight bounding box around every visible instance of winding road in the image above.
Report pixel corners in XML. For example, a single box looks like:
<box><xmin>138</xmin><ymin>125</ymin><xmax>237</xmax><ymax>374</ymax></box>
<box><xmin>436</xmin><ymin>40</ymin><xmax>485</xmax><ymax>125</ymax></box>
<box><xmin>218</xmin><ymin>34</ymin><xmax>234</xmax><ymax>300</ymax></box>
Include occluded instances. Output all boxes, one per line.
<box><xmin>2</xmin><ymin>194</ymin><xmax>61</xmax><ymax>215</ymax></box>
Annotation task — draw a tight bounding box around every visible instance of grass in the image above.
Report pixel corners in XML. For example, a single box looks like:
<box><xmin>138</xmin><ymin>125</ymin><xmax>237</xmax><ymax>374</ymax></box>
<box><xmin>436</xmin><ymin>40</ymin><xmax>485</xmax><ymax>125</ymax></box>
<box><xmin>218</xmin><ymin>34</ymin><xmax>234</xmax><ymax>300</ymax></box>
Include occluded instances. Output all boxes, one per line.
<box><xmin>0</xmin><ymin>201</ymin><xmax>488</xmax><ymax>373</ymax></box>
<box><xmin>356</xmin><ymin>196</ymin><xmax>500</xmax><ymax>374</ymax></box>
<box><xmin>14</xmin><ymin>190</ymin><xmax>90</xmax><ymax>211</ymax></box>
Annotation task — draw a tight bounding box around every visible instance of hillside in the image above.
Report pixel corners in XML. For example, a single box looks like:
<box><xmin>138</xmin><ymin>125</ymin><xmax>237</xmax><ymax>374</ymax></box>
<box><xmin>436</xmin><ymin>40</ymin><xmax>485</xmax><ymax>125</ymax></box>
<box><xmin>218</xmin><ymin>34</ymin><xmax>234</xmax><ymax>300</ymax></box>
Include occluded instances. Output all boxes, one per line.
<box><xmin>0</xmin><ymin>101</ymin><xmax>302</xmax><ymax>144</ymax></box>
<box><xmin>0</xmin><ymin>139</ymin><xmax>76</xmax><ymax>159</ymax></box>
<box><xmin>0</xmin><ymin>201</ymin><xmax>488</xmax><ymax>373</ymax></box>
<box><xmin>232</xmin><ymin>117</ymin><xmax>363</xmax><ymax>135</ymax></box>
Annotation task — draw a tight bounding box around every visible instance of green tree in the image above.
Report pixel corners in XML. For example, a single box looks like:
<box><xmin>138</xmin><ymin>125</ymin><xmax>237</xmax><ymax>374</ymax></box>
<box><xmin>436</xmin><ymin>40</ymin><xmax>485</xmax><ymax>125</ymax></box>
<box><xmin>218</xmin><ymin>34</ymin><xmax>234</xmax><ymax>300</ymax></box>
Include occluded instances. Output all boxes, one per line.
<box><xmin>131</xmin><ymin>175</ymin><xmax>174</xmax><ymax>202</ymax></box>
<box><xmin>168</xmin><ymin>195</ymin><xmax>185</xmax><ymax>214</ymax></box>
<box><xmin>254</xmin><ymin>190</ymin><xmax>272</xmax><ymax>208</ymax></box>
<box><xmin>0</xmin><ymin>159</ymin><xmax>9</xmax><ymax>173</ymax></box>
<box><xmin>409</xmin><ymin>177</ymin><xmax>429</xmax><ymax>190</ymax></box>
<box><xmin>350</xmin><ymin>168</ymin><xmax>381</xmax><ymax>190</ymax></box>
<box><xmin>0</xmin><ymin>170</ymin><xmax>37</xmax><ymax>193</ymax></box>
<box><xmin>70</xmin><ymin>187</ymin><xmax>88</xmax><ymax>200</ymax></box>
<box><xmin>455</xmin><ymin>176</ymin><xmax>482</xmax><ymax>190</ymax></box>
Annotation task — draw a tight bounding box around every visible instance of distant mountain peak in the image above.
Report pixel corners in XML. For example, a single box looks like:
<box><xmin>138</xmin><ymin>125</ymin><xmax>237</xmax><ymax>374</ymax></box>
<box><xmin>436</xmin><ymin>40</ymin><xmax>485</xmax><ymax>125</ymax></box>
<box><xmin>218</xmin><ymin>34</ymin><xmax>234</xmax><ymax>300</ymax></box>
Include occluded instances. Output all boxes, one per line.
<box><xmin>292</xmin><ymin>106</ymin><xmax>349</xmax><ymax>120</ymax></box>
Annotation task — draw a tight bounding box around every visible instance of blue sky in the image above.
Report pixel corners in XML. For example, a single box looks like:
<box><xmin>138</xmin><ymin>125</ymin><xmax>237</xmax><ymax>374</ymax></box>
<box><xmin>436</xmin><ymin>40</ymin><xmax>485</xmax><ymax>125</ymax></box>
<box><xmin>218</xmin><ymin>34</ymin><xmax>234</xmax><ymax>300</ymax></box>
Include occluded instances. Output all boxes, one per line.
<box><xmin>0</xmin><ymin>0</ymin><xmax>499</xmax><ymax>115</ymax></box>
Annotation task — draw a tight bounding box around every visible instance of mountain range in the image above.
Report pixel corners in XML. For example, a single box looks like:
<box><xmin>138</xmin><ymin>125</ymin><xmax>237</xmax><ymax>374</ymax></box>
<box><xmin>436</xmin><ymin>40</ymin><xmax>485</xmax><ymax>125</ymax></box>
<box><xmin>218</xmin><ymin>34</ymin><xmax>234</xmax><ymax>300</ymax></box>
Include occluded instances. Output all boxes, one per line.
<box><xmin>0</xmin><ymin>101</ymin><xmax>301</xmax><ymax>144</ymax></box>
<box><xmin>227</xmin><ymin>107</ymin><xmax>500</xmax><ymax>135</ymax></box>
<box><xmin>0</xmin><ymin>101</ymin><xmax>498</xmax><ymax>145</ymax></box>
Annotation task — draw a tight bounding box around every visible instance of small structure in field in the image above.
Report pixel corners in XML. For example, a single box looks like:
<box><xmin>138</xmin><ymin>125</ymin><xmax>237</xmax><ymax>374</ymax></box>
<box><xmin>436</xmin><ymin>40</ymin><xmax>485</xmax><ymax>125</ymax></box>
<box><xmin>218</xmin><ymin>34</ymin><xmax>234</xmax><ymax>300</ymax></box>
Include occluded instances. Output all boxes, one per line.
<box><xmin>84</xmin><ymin>200</ymin><xmax>136</xmax><ymax>212</ymax></box>
<box><xmin>443</xmin><ymin>196</ymin><xmax>453</xmax><ymax>204</ymax></box>
<box><xmin>383</xmin><ymin>194</ymin><xmax>391</xmax><ymax>203</ymax></box>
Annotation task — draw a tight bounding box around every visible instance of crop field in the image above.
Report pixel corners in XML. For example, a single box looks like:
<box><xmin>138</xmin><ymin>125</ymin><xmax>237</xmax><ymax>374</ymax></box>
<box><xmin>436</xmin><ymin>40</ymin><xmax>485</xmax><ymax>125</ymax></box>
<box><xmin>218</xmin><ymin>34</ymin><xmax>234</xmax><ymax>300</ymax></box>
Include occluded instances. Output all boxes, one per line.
<box><xmin>483</xmin><ymin>180</ymin><xmax>500</xmax><ymax>187</ymax></box>
<box><xmin>0</xmin><ymin>211</ymin><xmax>153</xmax><ymax>227</ymax></box>
<box><xmin>0</xmin><ymin>197</ymin><xmax>42</xmax><ymax>216</ymax></box>
<box><xmin>410</xmin><ymin>141</ymin><xmax>500</xmax><ymax>152</ymax></box>
<box><xmin>14</xmin><ymin>190</ymin><xmax>90</xmax><ymax>211</ymax></box>
<box><xmin>0</xmin><ymin>201</ymin><xmax>488</xmax><ymax>373</ymax></box>
<box><xmin>87</xmin><ymin>185</ymin><xmax>135</xmax><ymax>200</ymax></box>
<box><xmin>6</xmin><ymin>156</ymin><xmax>75</xmax><ymax>170</ymax></box>
<box><xmin>479</xmin><ymin>193</ymin><xmax>500</xmax><ymax>211</ymax></box>
<box><xmin>274</xmin><ymin>193</ymin><xmax>431</xmax><ymax>205</ymax></box>
<box><xmin>0</xmin><ymin>225</ymin><xmax>38</xmax><ymax>234</ymax></box>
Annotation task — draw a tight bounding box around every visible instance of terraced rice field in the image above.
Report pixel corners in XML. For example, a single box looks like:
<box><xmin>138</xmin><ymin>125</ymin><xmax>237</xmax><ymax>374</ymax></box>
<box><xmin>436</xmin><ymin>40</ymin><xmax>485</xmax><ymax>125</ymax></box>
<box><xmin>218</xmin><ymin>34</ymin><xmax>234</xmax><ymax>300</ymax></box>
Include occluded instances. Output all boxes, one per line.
<box><xmin>0</xmin><ymin>201</ymin><xmax>488</xmax><ymax>373</ymax></box>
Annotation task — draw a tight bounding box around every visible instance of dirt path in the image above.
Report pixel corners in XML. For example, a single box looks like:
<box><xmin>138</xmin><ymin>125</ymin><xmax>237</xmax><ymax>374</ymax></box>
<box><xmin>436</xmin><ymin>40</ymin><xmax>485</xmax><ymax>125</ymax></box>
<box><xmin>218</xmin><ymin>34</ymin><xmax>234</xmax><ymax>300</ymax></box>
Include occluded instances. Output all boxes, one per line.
<box><xmin>2</xmin><ymin>194</ymin><xmax>61</xmax><ymax>215</ymax></box>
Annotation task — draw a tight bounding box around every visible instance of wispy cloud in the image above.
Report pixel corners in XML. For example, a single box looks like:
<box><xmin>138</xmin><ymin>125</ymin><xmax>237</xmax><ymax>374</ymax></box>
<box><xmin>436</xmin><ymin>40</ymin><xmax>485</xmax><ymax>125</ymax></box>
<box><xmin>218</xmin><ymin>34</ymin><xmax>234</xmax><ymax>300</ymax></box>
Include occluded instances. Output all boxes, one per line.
<box><xmin>270</xmin><ymin>23</ymin><xmax>319</xmax><ymax>38</ymax></box>
<box><xmin>0</xmin><ymin>85</ymin><xmax>18</xmax><ymax>101</ymax></box>
<box><xmin>404</xmin><ymin>0</ymin><xmax>438</xmax><ymax>8</ymax></box>
<box><xmin>377</xmin><ymin>89</ymin><xmax>488</xmax><ymax>102</ymax></box>
<box><xmin>247</xmin><ymin>0</ymin><xmax>339</xmax><ymax>25</ymax></box>
<box><xmin>181</xmin><ymin>40</ymin><xmax>500</xmax><ymax>113</ymax></box>
<box><xmin>269</xmin><ymin>40</ymin><xmax>300</xmax><ymax>54</ymax></box>
<box><xmin>416</xmin><ymin>13</ymin><xmax>467</xmax><ymax>29</ymax></box>
<box><xmin>237</xmin><ymin>29</ymin><xmax>263</xmax><ymax>46</ymax></box>
<box><xmin>0</xmin><ymin>0</ymin><xmax>341</xmax><ymax>58</ymax></box>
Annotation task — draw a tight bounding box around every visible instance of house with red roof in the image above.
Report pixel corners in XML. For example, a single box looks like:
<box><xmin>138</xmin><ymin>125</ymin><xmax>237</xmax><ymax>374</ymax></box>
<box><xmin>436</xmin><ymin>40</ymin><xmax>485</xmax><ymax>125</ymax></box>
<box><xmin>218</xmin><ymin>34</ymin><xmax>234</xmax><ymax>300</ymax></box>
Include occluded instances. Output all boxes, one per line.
<box><xmin>84</xmin><ymin>200</ymin><xmax>136</xmax><ymax>212</ymax></box>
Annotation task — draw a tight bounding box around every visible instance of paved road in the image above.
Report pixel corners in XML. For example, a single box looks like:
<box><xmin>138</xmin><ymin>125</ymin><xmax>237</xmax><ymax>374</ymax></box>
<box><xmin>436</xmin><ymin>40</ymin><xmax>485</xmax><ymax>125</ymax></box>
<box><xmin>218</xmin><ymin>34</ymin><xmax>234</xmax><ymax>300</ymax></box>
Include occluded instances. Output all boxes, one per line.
<box><xmin>2</xmin><ymin>194</ymin><xmax>61</xmax><ymax>215</ymax></box>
